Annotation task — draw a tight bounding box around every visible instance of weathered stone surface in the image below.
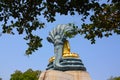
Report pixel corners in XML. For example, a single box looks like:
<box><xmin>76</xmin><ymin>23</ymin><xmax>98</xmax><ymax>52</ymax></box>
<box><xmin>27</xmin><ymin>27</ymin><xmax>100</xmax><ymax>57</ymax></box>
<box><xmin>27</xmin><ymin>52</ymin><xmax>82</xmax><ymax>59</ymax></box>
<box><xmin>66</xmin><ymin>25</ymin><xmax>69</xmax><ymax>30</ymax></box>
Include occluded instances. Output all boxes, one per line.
<box><xmin>39</xmin><ymin>70</ymin><xmax>91</xmax><ymax>80</ymax></box>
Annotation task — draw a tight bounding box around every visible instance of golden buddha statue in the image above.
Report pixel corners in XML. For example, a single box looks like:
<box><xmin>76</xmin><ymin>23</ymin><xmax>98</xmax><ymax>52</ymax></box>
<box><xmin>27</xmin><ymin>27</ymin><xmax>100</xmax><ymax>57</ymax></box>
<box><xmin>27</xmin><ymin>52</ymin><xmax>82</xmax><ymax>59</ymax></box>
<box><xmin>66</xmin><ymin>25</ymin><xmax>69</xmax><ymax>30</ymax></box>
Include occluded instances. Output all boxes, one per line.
<box><xmin>62</xmin><ymin>40</ymin><xmax>79</xmax><ymax>58</ymax></box>
<box><xmin>49</xmin><ymin>40</ymin><xmax>79</xmax><ymax>63</ymax></box>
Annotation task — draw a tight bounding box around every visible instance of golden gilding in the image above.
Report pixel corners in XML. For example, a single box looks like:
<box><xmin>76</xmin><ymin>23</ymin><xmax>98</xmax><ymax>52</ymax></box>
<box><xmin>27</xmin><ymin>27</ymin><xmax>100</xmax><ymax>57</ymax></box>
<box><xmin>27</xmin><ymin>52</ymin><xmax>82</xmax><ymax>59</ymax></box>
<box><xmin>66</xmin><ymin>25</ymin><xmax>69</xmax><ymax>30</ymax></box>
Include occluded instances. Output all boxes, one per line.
<box><xmin>49</xmin><ymin>40</ymin><xmax>79</xmax><ymax>63</ymax></box>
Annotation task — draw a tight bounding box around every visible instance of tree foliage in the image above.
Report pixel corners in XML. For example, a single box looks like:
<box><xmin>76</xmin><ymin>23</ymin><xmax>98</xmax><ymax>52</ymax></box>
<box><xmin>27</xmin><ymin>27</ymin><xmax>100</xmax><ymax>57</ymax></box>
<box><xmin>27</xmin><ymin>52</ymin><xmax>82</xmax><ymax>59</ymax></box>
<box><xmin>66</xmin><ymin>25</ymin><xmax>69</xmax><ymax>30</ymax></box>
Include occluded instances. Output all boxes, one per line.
<box><xmin>10</xmin><ymin>69</ymin><xmax>41</xmax><ymax>80</ymax></box>
<box><xmin>81</xmin><ymin>0</ymin><xmax>120</xmax><ymax>43</ymax></box>
<box><xmin>108</xmin><ymin>76</ymin><xmax>120</xmax><ymax>80</ymax></box>
<box><xmin>0</xmin><ymin>0</ymin><xmax>120</xmax><ymax>55</ymax></box>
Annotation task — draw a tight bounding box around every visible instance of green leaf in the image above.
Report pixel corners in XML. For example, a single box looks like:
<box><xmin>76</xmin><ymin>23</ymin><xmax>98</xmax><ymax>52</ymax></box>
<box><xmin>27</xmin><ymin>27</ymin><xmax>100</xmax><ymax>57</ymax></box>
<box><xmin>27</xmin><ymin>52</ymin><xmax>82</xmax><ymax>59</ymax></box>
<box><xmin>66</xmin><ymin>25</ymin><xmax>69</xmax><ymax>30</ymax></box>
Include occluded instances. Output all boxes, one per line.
<box><xmin>0</xmin><ymin>17</ymin><xmax>3</xmax><ymax>21</ymax></box>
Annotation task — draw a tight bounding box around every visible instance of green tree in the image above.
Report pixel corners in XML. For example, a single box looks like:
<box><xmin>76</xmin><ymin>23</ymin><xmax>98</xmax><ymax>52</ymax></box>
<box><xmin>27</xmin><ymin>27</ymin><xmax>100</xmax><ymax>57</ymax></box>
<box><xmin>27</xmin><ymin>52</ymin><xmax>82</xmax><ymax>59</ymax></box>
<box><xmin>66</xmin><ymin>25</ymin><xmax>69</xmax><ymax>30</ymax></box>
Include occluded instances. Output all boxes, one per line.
<box><xmin>10</xmin><ymin>70</ymin><xmax>22</xmax><ymax>80</ymax></box>
<box><xmin>0</xmin><ymin>78</ymin><xmax>1</xmax><ymax>80</ymax></box>
<box><xmin>0</xmin><ymin>0</ymin><xmax>120</xmax><ymax>55</ymax></box>
<box><xmin>10</xmin><ymin>69</ymin><xmax>41</xmax><ymax>80</ymax></box>
<box><xmin>108</xmin><ymin>76</ymin><xmax>120</xmax><ymax>80</ymax></box>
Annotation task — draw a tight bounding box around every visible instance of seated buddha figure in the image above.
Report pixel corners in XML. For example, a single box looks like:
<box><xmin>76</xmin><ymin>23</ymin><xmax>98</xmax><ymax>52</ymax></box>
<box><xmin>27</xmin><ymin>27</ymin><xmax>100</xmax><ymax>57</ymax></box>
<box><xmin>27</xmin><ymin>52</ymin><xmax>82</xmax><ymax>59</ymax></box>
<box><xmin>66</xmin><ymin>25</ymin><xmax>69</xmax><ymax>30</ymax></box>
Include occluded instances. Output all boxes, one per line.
<box><xmin>49</xmin><ymin>40</ymin><xmax>79</xmax><ymax>63</ymax></box>
<box><xmin>62</xmin><ymin>40</ymin><xmax>79</xmax><ymax>58</ymax></box>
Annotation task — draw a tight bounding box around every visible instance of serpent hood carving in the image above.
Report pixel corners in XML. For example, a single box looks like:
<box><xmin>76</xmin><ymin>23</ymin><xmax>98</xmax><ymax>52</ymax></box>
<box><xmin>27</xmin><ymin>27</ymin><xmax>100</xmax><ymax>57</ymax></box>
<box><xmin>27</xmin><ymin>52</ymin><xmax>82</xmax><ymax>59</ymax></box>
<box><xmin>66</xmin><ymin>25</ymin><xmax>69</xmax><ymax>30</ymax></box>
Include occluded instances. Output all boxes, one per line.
<box><xmin>47</xmin><ymin>24</ymin><xmax>79</xmax><ymax>69</ymax></box>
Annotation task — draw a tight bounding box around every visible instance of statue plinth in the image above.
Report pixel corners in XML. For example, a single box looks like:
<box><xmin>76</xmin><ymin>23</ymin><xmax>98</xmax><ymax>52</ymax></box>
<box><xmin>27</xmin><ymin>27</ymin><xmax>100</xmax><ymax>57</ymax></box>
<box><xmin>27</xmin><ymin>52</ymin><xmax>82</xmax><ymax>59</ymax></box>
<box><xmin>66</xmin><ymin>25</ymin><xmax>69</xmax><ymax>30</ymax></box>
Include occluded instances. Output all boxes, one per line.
<box><xmin>46</xmin><ymin>57</ymin><xmax>86</xmax><ymax>71</ymax></box>
<box><xmin>39</xmin><ymin>70</ymin><xmax>91</xmax><ymax>80</ymax></box>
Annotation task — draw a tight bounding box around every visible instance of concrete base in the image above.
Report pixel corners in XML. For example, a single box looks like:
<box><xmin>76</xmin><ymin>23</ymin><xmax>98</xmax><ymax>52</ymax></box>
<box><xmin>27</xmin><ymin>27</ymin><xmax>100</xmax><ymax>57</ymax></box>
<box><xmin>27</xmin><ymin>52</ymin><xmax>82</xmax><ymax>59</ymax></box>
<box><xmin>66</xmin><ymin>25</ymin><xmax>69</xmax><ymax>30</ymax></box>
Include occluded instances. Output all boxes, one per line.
<box><xmin>39</xmin><ymin>70</ymin><xmax>91</xmax><ymax>80</ymax></box>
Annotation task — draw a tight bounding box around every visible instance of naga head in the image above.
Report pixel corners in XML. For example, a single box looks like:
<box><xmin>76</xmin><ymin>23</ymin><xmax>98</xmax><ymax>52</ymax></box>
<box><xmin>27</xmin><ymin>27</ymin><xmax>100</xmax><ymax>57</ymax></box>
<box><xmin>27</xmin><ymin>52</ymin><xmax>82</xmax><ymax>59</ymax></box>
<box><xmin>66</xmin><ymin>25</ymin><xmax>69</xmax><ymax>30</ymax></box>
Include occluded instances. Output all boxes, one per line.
<box><xmin>47</xmin><ymin>24</ymin><xmax>78</xmax><ymax>46</ymax></box>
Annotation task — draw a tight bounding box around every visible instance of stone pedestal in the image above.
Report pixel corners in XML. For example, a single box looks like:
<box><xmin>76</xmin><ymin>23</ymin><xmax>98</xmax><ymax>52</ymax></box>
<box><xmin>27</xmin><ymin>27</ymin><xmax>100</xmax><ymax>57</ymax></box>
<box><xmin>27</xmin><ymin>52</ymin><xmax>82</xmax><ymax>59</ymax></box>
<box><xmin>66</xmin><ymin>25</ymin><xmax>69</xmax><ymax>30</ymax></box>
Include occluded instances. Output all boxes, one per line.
<box><xmin>39</xmin><ymin>70</ymin><xmax>91</xmax><ymax>80</ymax></box>
<box><xmin>46</xmin><ymin>58</ymin><xmax>86</xmax><ymax>71</ymax></box>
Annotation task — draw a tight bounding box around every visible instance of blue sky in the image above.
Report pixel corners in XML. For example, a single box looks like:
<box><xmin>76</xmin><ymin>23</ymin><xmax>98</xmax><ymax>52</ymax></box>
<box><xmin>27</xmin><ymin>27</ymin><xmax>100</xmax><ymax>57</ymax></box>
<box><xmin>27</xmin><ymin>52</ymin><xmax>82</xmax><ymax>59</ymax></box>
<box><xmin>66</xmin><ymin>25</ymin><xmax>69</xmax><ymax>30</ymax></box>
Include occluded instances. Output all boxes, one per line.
<box><xmin>0</xmin><ymin>12</ymin><xmax>120</xmax><ymax>80</ymax></box>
